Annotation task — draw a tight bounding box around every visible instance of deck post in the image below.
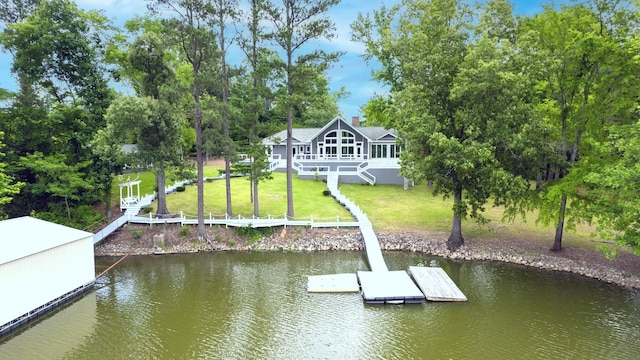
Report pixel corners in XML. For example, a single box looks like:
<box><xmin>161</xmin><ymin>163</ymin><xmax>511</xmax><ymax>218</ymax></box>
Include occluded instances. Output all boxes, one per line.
<box><xmin>180</xmin><ymin>211</ymin><xmax>184</xmax><ymax>226</ymax></box>
<box><xmin>209</xmin><ymin>212</ymin><xmax>212</xmax><ymax>227</ymax></box>
<box><xmin>149</xmin><ymin>212</ymin><xmax>152</xmax><ymax>229</ymax></box>
<box><xmin>337</xmin><ymin>216</ymin><xmax>340</xmax><ymax>229</ymax></box>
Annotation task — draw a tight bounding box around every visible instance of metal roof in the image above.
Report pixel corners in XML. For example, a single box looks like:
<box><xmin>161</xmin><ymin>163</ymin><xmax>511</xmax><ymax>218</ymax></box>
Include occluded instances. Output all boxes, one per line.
<box><xmin>0</xmin><ymin>217</ymin><xmax>94</xmax><ymax>266</ymax></box>
<box><xmin>263</xmin><ymin>117</ymin><xmax>399</xmax><ymax>145</ymax></box>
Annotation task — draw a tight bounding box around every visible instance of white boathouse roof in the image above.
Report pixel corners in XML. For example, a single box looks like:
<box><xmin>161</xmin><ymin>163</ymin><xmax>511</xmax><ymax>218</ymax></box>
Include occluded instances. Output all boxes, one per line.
<box><xmin>0</xmin><ymin>216</ymin><xmax>93</xmax><ymax>266</ymax></box>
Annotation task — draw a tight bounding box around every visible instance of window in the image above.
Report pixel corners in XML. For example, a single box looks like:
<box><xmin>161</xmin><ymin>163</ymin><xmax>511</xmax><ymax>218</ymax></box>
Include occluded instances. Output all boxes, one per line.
<box><xmin>372</xmin><ymin>144</ymin><xmax>388</xmax><ymax>158</ymax></box>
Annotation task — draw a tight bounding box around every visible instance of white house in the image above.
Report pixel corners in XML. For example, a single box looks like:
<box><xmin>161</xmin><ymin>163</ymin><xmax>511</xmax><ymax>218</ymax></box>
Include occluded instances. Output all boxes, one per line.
<box><xmin>0</xmin><ymin>217</ymin><xmax>95</xmax><ymax>336</ymax></box>
<box><xmin>263</xmin><ymin>116</ymin><xmax>407</xmax><ymax>185</ymax></box>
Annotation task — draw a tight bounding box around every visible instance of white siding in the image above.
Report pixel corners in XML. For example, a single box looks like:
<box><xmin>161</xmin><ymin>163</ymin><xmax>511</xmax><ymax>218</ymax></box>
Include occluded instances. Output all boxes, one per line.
<box><xmin>0</xmin><ymin>230</ymin><xmax>94</xmax><ymax>326</ymax></box>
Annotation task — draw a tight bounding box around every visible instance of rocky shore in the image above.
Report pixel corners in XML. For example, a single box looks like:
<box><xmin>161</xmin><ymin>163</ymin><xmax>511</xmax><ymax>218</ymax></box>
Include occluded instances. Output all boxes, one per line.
<box><xmin>95</xmin><ymin>224</ymin><xmax>640</xmax><ymax>290</ymax></box>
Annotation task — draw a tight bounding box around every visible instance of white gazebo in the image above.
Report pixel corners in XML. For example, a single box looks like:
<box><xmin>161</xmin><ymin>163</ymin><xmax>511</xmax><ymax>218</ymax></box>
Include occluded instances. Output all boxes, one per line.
<box><xmin>119</xmin><ymin>179</ymin><xmax>141</xmax><ymax>210</ymax></box>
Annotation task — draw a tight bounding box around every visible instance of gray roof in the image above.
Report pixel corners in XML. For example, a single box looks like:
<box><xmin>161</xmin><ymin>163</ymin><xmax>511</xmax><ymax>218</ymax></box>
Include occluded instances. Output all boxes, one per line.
<box><xmin>121</xmin><ymin>144</ymin><xmax>138</xmax><ymax>154</ymax></box>
<box><xmin>263</xmin><ymin>117</ymin><xmax>399</xmax><ymax>145</ymax></box>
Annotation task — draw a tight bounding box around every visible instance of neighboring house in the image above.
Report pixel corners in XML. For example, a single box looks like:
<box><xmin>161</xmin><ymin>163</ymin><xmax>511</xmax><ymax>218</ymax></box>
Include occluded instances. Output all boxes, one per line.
<box><xmin>263</xmin><ymin>116</ymin><xmax>407</xmax><ymax>185</ymax></box>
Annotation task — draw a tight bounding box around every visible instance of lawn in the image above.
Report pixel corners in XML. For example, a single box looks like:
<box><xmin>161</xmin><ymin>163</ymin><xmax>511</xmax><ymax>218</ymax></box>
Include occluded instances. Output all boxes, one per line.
<box><xmin>339</xmin><ymin>182</ymin><xmax>598</xmax><ymax>248</ymax></box>
<box><xmin>163</xmin><ymin>172</ymin><xmax>354</xmax><ymax>221</ymax></box>
<box><xmin>111</xmin><ymin>166</ymin><xmax>599</xmax><ymax>249</ymax></box>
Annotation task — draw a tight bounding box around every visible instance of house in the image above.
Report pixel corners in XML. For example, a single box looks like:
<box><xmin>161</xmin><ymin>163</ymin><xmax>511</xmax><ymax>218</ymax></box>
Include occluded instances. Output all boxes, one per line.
<box><xmin>263</xmin><ymin>116</ymin><xmax>407</xmax><ymax>185</ymax></box>
<box><xmin>0</xmin><ymin>217</ymin><xmax>95</xmax><ymax>336</ymax></box>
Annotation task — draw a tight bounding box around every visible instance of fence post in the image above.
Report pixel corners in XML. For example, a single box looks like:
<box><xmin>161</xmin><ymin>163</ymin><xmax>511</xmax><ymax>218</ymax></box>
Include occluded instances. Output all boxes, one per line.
<box><xmin>284</xmin><ymin>213</ymin><xmax>287</xmax><ymax>228</ymax></box>
<box><xmin>337</xmin><ymin>215</ymin><xmax>340</xmax><ymax>229</ymax></box>
<box><xmin>149</xmin><ymin>212</ymin><xmax>152</xmax><ymax>229</ymax></box>
<box><xmin>209</xmin><ymin>212</ymin><xmax>212</xmax><ymax>227</ymax></box>
<box><xmin>180</xmin><ymin>211</ymin><xmax>184</xmax><ymax>226</ymax></box>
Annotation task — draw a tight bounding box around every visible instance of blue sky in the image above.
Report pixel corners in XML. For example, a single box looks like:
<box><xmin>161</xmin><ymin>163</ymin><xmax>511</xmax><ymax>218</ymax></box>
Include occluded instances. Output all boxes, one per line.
<box><xmin>0</xmin><ymin>0</ymin><xmax>561</xmax><ymax>119</ymax></box>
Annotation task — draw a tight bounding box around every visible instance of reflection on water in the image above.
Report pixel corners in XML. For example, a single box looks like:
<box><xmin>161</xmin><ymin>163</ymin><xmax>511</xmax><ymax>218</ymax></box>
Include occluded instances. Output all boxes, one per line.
<box><xmin>1</xmin><ymin>252</ymin><xmax>639</xmax><ymax>359</ymax></box>
<box><xmin>0</xmin><ymin>292</ymin><xmax>97</xmax><ymax>360</ymax></box>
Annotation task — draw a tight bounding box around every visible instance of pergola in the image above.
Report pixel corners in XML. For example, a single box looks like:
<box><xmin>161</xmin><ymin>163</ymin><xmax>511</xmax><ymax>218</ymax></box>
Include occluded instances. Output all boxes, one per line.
<box><xmin>119</xmin><ymin>179</ymin><xmax>141</xmax><ymax>210</ymax></box>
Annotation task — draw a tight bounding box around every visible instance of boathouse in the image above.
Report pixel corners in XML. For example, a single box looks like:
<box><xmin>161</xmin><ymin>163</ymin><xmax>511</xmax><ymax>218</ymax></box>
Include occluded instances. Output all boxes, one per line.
<box><xmin>0</xmin><ymin>216</ymin><xmax>95</xmax><ymax>336</ymax></box>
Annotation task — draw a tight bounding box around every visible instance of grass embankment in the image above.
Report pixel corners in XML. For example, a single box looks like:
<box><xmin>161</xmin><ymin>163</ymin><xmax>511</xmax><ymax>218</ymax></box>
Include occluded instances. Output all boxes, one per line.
<box><xmin>113</xmin><ymin>166</ymin><xmax>599</xmax><ymax>250</ymax></box>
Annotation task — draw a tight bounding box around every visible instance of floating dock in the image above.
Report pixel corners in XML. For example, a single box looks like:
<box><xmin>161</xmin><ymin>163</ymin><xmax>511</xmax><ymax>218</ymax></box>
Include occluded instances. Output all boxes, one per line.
<box><xmin>357</xmin><ymin>270</ymin><xmax>425</xmax><ymax>304</ymax></box>
<box><xmin>409</xmin><ymin>266</ymin><xmax>467</xmax><ymax>302</ymax></box>
<box><xmin>307</xmin><ymin>273</ymin><xmax>359</xmax><ymax>293</ymax></box>
<box><xmin>307</xmin><ymin>172</ymin><xmax>467</xmax><ymax>305</ymax></box>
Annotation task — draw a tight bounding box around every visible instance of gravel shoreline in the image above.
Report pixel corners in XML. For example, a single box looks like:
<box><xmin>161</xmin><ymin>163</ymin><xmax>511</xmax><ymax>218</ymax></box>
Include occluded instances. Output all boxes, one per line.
<box><xmin>95</xmin><ymin>226</ymin><xmax>640</xmax><ymax>290</ymax></box>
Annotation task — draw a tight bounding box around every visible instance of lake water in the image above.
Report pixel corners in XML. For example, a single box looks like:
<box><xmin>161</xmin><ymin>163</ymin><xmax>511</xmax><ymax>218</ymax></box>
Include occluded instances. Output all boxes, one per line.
<box><xmin>1</xmin><ymin>251</ymin><xmax>639</xmax><ymax>359</ymax></box>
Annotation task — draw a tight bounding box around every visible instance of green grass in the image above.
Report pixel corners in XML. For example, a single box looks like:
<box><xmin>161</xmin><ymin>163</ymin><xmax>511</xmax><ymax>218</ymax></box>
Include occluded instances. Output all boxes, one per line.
<box><xmin>111</xmin><ymin>167</ymin><xmax>600</xmax><ymax>250</ymax></box>
<box><xmin>165</xmin><ymin>172</ymin><xmax>353</xmax><ymax>221</ymax></box>
<box><xmin>340</xmin><ymin>182</ymin><xmax>598</xmax><ymax>249</ymax></box>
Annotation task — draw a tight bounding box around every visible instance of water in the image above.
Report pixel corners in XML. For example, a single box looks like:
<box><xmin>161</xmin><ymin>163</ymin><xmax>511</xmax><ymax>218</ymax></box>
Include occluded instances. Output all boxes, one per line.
<box><xmin>1</xmin><ymin>251</ymin><xmax>639</xmax><ymax>359</ymax></box>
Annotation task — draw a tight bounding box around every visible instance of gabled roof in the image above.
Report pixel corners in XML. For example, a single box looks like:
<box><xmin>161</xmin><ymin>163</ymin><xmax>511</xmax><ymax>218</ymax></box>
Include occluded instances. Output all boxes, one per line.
<box><xmin>263</xmin><ymin>116</ymin><xmax>400</xmax><ymax>145</ymax></box>
<box><xmin>0</xmin><ymin>216</ymin><xmax>93</xmax><ymax>266</ymax></box>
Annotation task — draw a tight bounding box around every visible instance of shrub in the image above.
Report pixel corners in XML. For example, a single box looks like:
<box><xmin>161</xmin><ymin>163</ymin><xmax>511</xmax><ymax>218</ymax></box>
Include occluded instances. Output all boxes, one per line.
<box><xmin>180</xmin><ymin>226</ymin><xmax>189</xmax><ymax>237</ymax></box>
<box><xmin>227</xmin><ymin>239</ymin><xmax>236</xmax><ymax>247</ymax></box>
<box><xmin>132</xmin><ymin>230</ymin><xmax>142</xmax><ymax>239</ymax></box>
<box><xmin>322</xmin><ymin>189</ymin><xmax>331</xmax><ymax>196</ymax></box>
<box><xmin>142</xmin><ymin>207</ymin><xmax>153</xmax><ymax>214</ymax></box>
<box><xmin>176</xmin><ymin>185</ymin><xmax>186</xmax><ymax>192</ymax></box>
<box><xmin>235</xmin><ymin>224</ymin><xmax>269</xmax><ymax>244</ymax></box>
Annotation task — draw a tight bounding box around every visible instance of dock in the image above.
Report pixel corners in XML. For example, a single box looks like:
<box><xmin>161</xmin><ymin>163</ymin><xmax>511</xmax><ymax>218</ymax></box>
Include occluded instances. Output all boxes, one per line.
<box><xmin>409</xmin><ymin>266</ymin><xmax>467</xmax><ymax>301</ymax></box>
<box><xmin>307</xmin><ymin>172</ymin><xmax>466</xmax><ymax>304</ymax></box>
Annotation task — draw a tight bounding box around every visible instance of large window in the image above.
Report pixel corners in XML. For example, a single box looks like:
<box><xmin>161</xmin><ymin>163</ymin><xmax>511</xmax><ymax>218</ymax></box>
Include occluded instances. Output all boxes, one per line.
<box><xmin>372</xmin><ymin>144</ymin><xmax>402</xmax><ymax>158</ymax></box>
<box><xmin>323</xmin><ymin>130</ymin><xmax>357</xmax><ymax>159</ymax></box>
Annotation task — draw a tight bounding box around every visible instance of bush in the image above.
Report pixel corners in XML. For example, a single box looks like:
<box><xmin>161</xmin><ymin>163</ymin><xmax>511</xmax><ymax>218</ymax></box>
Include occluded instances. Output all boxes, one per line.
<box><xmin>180</xmin><ymin>226</ymin><xmax>189</xmax><ymax>237</ymax></box>
<box><xmin>235</xmin><ymin>224</ymin><xmax>270</xmax><ymax>244</ymax></box>
<box><xmin>176</xmin><ymin>185</ymin><xmax>186</xmax><ymax>192</ymax></box>
<box><xmin>142</xmin><ymin>207</ymin><xmax>153</xmax><ymax>214</ymax></box>
<box><xmin>132</xmin><ymin>230</ymin><xmax>142</xmax><ymax>239</ymax></box>
<box><xmin>322</xmin><ymin>189</ymin><xmax>331</xmax><ymax>196</ymax></box>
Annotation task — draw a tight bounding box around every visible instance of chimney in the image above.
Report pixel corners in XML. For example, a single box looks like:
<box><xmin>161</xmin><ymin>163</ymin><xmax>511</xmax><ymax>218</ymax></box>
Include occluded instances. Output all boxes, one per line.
<box><xmin>351</xmin><ymin>116</ymin><xmax>360</xmax><ymax>127</ymax></box>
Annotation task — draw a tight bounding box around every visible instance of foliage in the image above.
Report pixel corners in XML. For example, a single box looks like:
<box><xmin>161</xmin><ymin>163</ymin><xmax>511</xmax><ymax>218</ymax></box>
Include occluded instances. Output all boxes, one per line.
<box><xmin>0</xmin><ymin>132</ymin><xmax>24</xmax><ymax>214</ymax></box>
<box><xmin>266</xmin><ymin>0</ymin><xmax>342</xmax><ymax>218</ymax></box>
<box><xmin>0</xmin><ymin>0</ymin><xmax>114</xmax><ymax>223</ymax></box>
<box><xmin>352</xmin><ymin>0</ymin><xmax>540</xmax><ymax>250</ymax></box>
<box><xmin>521</xmin><ymin>1</ymin><xmax>640</xmax><ymax>251</ymax></box>
<box><xmin>234</xmin><ymin>223</ymin><xmax>269</xmax><ymax>243</ymax></box>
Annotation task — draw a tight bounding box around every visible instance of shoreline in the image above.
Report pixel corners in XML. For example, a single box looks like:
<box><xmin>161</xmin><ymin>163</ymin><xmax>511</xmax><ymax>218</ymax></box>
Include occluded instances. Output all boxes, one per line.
<box><xmin>95</xmin><ymin>226</ymin><xmax>640</xmax><ymax>290</ymax></box>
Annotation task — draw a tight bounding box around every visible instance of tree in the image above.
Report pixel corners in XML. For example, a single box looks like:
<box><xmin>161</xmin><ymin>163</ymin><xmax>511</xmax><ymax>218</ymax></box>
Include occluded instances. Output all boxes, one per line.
<box><xmin>98</xmin><ymin>94</ymin><xmax>183</xmax><ymax>215</ymax></box>
<box><xmin>0</xmin><ymin>0</ymin><xmax>114</xmax><ymax>223</ymax></box>
<box><xmin>149</xmin><ymin>0</ymin><xmax>217</xmax><ymax>239</ymax></box>
<box><xmin>267</xmin><ymin>0</ymin><xmax>341</xmax><ymax>219</ymax></box>
<box><xmin>20</xmin><ymin>152</ymin><xmax>93</xmax><ymax>220</ymax></box>
<box><xmin>0</xmin><ymin>0</ymin><xmax>39</xmax><ymax>26</ymax></box>
<box><xmin>210</xmin><ymin>0</ymin><xmax>238</xmax><ymax>217</ymax></box>
<box><xmin>521</xmin><ymin>1</ymin><xmax>640</xmax><ymax>251</ymax></box>
<box><xmin>237</xmin><ymin>0</ymin><xmax>280</xmax><ymax>217</ymax></box>
<box><xmin>0</xmin><ymin>132</ymin><xmax>23</xmax><ymax>215</ymax></box>
<box><xmin>353</xmin><ymin>0</ymin><xmax>540</xmax><ymax>250</ymax></box>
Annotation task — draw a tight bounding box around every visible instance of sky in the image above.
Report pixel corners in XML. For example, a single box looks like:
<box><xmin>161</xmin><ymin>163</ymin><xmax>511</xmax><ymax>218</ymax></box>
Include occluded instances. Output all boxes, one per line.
<box><xmin>0</xmin><ymin>0</ymin><xmax>563</xmax><ymax>120</ymax></box>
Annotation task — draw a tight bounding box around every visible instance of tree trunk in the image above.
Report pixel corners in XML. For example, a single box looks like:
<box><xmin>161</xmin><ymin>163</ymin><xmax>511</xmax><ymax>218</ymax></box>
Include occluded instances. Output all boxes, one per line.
<box><xmin>552</xmin><ymin>195</ymin><xmax>568</xmax><ymax>253</ymax></box>
<box><xmin>104</xmin><ymin>187</ymin><xmax>112</xmax><ymax>219</ymax></box>
<box><xmin>155</xmin><ymin>167</ymin><xmax>169</xmax><ymax>215</ymax></box>
<box><xmin>253</xmin><ymin>176</ymin><xmax>259</xmax><ymax>218</ymax></box>
<box><xmin>194</xmin><ymin>94</ymin><xmax>207</xmax><ymax>240</ymax></box>
<box><xmin>286</xmin><ymin>106</ymin><xmax>294</xmax><ymax>218</ymax></box>
<box><xmin>446</xmin><ymin>186</ymin><xmax>464</xmax><ymax>251</ymax></box>
<box><xmin>225</xmin><ymin>154</ymin><xmax>232</xmax><ymax>216</ymax></box>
